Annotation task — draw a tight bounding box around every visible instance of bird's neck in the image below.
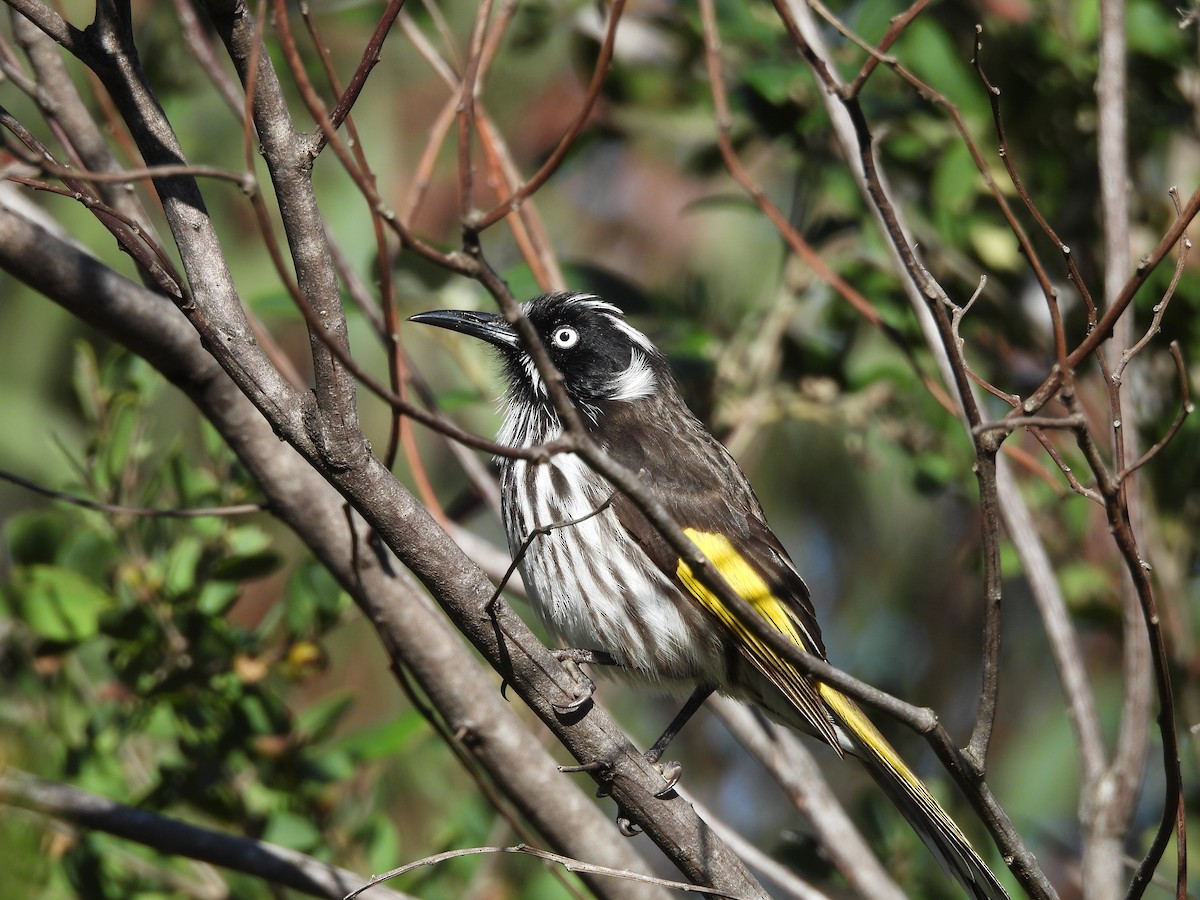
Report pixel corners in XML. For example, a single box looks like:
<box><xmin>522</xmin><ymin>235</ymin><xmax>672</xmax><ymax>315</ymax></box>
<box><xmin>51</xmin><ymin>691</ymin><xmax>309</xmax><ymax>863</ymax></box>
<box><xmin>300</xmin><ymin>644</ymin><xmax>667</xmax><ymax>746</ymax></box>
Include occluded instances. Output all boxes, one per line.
<box><xmin>497</xmin><ymin>398</ymin><xmax>561</xmax><ymax>451</ymax></box>
<box><xmin>497</xmin><ymin>389</ymin><xmax>632</xmax><ymax>454</ymax></box>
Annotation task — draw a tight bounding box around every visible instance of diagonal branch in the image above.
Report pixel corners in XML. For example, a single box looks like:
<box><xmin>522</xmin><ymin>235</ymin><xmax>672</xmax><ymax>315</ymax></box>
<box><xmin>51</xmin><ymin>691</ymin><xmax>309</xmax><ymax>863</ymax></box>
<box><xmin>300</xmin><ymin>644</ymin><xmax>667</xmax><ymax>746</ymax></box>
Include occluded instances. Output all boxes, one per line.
<box><xmin>0</xmin><ymin>767</ymin><xmax>414</xmax><ymax>900</ymax></box>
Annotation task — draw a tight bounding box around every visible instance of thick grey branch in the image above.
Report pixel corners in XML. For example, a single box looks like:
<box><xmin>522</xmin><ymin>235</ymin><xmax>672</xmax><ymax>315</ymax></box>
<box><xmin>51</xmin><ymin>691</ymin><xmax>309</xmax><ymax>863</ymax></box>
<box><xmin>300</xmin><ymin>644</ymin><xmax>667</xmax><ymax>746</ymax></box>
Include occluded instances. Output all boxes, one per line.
<box><xmin>203</xmin><ymin>0</ymin><xmax>365</xmax><ymax>468</ymax></box>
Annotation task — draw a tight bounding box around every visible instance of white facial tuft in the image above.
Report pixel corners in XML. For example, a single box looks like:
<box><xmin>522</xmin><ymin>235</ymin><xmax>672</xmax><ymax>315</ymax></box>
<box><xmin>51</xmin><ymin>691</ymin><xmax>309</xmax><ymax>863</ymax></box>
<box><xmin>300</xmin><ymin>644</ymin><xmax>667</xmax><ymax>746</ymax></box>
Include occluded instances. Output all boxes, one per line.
<box><xmin>607</xmin><ymin>350</ymin><xmax>658</xmax><ymax>402</ymax></box>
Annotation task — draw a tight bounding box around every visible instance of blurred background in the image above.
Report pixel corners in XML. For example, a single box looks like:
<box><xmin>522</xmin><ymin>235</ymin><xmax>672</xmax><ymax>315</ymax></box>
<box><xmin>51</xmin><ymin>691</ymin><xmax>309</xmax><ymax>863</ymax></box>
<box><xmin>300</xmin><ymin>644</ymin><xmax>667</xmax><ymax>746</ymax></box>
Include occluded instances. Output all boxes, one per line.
<box><xmin>1</xmin><ymin>0</ymin><xmax>1198</xmax><ymax>896</ymax></box>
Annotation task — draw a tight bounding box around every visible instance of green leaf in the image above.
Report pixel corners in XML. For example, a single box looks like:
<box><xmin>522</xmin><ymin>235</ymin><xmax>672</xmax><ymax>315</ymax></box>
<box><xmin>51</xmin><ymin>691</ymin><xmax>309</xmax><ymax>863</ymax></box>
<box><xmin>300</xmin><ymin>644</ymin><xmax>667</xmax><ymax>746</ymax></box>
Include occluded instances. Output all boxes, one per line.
<box><xmin>103</xmin><ymin>396</ymin><xmax>141</xmax><ymax>485</ymax></box>
<box><xmin>209</xmin><ymin>526</ymin><xmax>279</xmax><ymax>582</ymax></box>
<box><xmin>10</xmin><ymin>565</ymin><xmax>115</xmax><ymax>642</ymax></box>
<box><xmin>197</xmin><ymin>582</ymin><xmax>241</xmax><ymax>616</ymax></box>
<box><xmin>913</xmin><ymin>453</ymin><xmax>956</xmax><ymax>493</ymax></box>
<box><xmin>225</xmin><ymin>525</ymin><xmax>271</xmax><ymax>556</ymax></box>
<box><xmin>969</xmin><ymin>221</ymin><xmax>1022</xmax><ymax>271</ymax></box>
<box><xmin>260</xmin><ymin>811</ymin><xmax>322</xmax><ymax>852</ymax></box>
<box><xmin>239</xmin><ymin>692</ymin><xmax>284</xmax><ymax>736</ymax></box>
<box><xmin>297</xmin><ymin>692</ymin><xmax>354</xmax><ymax>743</ymax></box>
<box><xmin>333</xmin><ymin>710</ymin><xmax>427</xmax><ymax>762</ymax></box>
<box><xmin>363</xmin><ymin>816</ymin><xmax>400</xmax><ymax>876</ymax></box>
<box><xmin>999</xmin><ymin>540</ymin><xmax>1022</xmax><ymax>579</ymax></box>
<box><xmin>209</xmin><ymin>552</ymin><xmax>282</xmax><ymax>583</ymax></box>
<box><xmin>897</xmin><ymin>20</ymin><xmax>987</xmax><ymax>119</ymax></box>
<box><xmin>4</xmin><ymin>510</ymin><xmax>70</xmax><ymax>566</ymax></box>
<box><xmin>304</xmin><ymin>747</ymin><xmax>356</xmax><ymax>782</ymax></box>
<box><xmin>1127</xmin><ymin>0</ymin><xmax>1185</xmax><ymax>56</ymax></box>
<box><xmin>1060</xmin><ymin>561</ymin><xmax>1114</xmax><ymax>611</ymax></box>
<box><xmin>431</xmin><ymin>387</ymin><xmax>489</xmax><ymax>413</ymax></box>
<box><xmin>71</xmin><ymin>340</ymin><xmax>102</xmax><ymax>424</ymax></box>
<box><xmin>285</xmin><ymin>560</ymin><xmax>347</xmax><ymax>635</ymax></box>
<box><xmin>931</xmin><ymin>139</ymin><xmax>978</xmax><ymax>217</ymax></box>
<box><xmin>742</xmin><ymin>60</ymin><xmax>801</xmax><ymax>105</ymax></box>
<box><xmin>170</xmin><ymin>454</ymin><xmax>220</xmax><ymax>505</ymax></box>
<box><xmin>164</xmin><ymin>536</ymin><xmax>204</xmax><ymax>597</ymax></box>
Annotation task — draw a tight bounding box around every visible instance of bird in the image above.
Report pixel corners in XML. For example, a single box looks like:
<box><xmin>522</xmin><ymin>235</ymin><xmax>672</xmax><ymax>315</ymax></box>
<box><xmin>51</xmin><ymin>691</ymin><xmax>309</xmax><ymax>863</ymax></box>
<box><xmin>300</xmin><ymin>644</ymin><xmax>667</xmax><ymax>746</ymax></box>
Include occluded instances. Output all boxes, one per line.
<box><xmin>410</xmin><ymin>291</ymin><xmax>1010</xmax><ymax>900</ymax></box>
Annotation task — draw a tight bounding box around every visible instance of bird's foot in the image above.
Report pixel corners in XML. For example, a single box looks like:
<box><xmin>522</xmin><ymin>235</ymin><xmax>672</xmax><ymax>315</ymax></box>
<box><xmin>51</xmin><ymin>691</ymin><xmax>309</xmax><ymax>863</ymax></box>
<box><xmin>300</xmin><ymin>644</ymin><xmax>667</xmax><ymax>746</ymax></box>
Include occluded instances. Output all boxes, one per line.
<box><xmin>648</xmin><ymin>756</ymin><xmax>683</xmax><ymax>798</ymax></box>
<box><xmin>550</xmin><ymin>649</ymin><xmax>599</xmax><ymax>714</ymax></box>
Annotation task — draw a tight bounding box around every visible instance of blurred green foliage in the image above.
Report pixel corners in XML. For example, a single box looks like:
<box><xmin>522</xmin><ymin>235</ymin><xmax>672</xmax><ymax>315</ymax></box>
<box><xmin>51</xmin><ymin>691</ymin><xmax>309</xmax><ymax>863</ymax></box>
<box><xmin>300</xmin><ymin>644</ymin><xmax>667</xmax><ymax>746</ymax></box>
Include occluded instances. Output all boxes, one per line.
<box><xmin>1</xmin><ymin>0</ymin><xmax>1199</xmax><ymax>896</ymax></box>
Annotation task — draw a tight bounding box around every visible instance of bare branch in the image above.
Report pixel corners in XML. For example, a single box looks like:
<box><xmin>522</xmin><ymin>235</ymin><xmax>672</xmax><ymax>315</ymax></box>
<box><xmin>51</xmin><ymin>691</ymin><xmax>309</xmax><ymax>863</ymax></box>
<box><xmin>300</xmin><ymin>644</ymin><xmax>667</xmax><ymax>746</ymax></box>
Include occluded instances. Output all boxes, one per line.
<box><xmin>348</xmin><ymin>844</ymin><xmax>741</xmax><ymax>900</ymax></box>
<box><xmin>455</xmin><ymin>0</ymin><xmax>492</xmax><ymax>226</ymax></box>
<box><xmin>1120</xmin><ymin>343</ymin><xmax>1193</xmax><ymax>481</ymax></box>
<box><xmin>1</xmin><ymin>109</ymin><xmax>184</xmax><ymax>297</ymax></box>
<box><xmin>322</xmin><ymin>0</ymin><xmax>407</xmax><ymax>144</ymax></box>
<box><xmin>0</xmin><ymin>467</ymin><xmax>265</xmax><ymax>518</ymax></box>
<box><xmin>0</xmin><ymin>201</ymin><xmax>697</xmax><ymax>900</ymax></box>
<box><xmin>0</xmin><ymin>768</ymin><xmax>414</xmax><ymax>900</ymax></box>
<box><xmin>2</xmin><ymin>0</ymin><xmax>83</xmax><ymax>53</ymax></box>
<box><xmin>676</xmin><ymin>786</ymin><xmax>832</xmax><ymax>900</ymax></box>
<box><xmin>1113</xmin><ymin>190</ymin><xmax>1192</xmax><ymax>382</ymax></box>
<box><xmin>764</xmin><ymin>4</ymin><xmax>1058</xmax><ymax>895</ymax></box>
<box><xmin>973</xmin><ymin>415</ymin><xmax>1088</xmax><ymax>438</ymax></box>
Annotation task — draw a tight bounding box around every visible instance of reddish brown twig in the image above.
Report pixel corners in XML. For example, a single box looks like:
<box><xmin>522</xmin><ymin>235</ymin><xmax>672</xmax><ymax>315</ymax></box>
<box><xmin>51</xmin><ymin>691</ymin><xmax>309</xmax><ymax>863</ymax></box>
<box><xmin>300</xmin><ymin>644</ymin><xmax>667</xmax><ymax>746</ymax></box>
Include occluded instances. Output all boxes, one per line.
<box><xmin>472</xmin><ymin>0</ymin><xmax>626</xmax><ymax>231</ymax></box>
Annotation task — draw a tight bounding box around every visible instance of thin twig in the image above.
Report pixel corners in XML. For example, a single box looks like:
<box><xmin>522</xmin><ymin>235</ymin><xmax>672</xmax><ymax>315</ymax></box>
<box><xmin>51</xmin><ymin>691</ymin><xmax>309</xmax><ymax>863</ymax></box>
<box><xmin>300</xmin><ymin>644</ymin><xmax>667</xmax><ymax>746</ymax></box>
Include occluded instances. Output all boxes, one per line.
<box><xmin>1120</xmin><ymin>343</ymin><xmax>1193</xmax><ymax>481</ymax></box>
<box><xmin>1026</xmin><ymin>428</ymin><xmax>1104</xmax><ymax>504</ymax></box>
<box><xmin>1113</xmin><ymin>189</ymin><xmax>1192</xmax><ymax>382</ymax></box>
<box><xmin>973</xmin><ymin>414</ymin><xmax>1088</xmax><ymax>438</ymax></box>
<box><xmin>299</xmin><ymin>4</ymin><xmax>438</xmax><ymax>520</ymax></box>
<box><xmin>709</xmin><ymin>698</ymin><xmax>904</xmax><ymax>900</ymax></box>
<box><xmin>3</xmin><ymin>172</ymin><xmax>182</xmax><ymax>299</ymax></box>
<box><xmin>676</xmin><ymin>782</ymin><xmax>833</xmax><ymax>900</ymax></box>
<box><xmin>455</xmin><ymin>0</ymin><xmax>492</xmax><ymax>226</ymax></box>
<box><xmin>171</xmin><ymin>0</ymin><xmax>245</xmax><ymax>114</ymax></box>
<box><xmin>836</xmin><ymin>0</ymin><xmax>930</xmax><ymax>99</ymax></box>
<box><xmin>1063</xmin><ymin>389</ymin><xmax>1186</xmax><ymax>900</ymax></box>
<box><xmin>321</xmin><ymin>0</ymin><xmax>406</xmax><ymax>145</ymax></box>
<box><xmin>0</xmin><ymin>467</ymin><xmax>265</xmax><ymax>518</ymax></box>
<box><xmin>765</xmin><ymin>3</ymin><xmax>1051</xmax><ymax>894</ymax></box>
<box><xmin>346</xmin><ymin>844</ymin><xmax>745</xmax><ymax>900</ymax></box>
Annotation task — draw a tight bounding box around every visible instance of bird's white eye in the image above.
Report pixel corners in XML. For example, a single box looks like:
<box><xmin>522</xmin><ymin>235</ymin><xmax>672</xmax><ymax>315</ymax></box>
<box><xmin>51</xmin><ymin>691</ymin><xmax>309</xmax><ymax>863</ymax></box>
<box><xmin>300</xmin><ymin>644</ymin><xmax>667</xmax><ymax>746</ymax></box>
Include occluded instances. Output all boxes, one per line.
<box><xmin>551</xmin><ymin>326</ymin><xmax>579</xmax><ymax>349</ymax></box>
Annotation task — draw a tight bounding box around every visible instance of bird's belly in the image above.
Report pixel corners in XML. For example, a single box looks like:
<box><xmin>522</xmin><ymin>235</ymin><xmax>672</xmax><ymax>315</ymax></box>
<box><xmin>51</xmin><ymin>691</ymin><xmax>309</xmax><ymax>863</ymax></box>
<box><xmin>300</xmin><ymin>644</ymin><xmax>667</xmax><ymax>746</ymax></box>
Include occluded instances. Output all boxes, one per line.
<box><xmin>529</xmin><ymin>549</ymin><xmax>707</xmax><ymax>677</ymax></box>
<box><xmin>502</xmin><ymin>456</ymin><xmax>732</xmax><ymax>687</ymax></box>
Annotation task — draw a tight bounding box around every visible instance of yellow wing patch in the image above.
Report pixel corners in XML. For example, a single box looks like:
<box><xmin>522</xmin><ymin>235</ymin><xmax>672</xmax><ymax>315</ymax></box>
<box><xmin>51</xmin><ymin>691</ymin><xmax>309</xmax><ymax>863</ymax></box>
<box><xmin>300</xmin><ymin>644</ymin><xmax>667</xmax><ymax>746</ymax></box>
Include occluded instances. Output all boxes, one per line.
<box><xmin>677</xmin><ymin>529</ymin><xmax>806</xmax><ymax>644</ymax></box>
<box><xmin>676</xmin><ymin>528</ymin><xmax>841</xmax><ymax>750</ymax></box>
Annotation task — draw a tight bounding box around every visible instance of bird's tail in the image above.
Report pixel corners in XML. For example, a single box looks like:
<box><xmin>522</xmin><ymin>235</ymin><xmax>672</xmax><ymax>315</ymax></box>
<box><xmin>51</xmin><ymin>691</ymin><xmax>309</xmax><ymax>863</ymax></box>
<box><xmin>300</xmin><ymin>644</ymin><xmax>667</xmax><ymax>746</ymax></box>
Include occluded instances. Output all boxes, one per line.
<box><xmin>817</xmin><ymin>683</ymin><xmax>1011</xmax><ymax>900</ymax></box>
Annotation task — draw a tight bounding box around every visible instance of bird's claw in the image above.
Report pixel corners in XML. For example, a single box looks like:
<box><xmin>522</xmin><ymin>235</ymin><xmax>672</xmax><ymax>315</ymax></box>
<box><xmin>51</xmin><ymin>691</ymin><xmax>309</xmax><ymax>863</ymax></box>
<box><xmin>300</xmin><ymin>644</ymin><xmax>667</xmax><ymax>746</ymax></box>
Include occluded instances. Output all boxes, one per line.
<box><xmin>617</xmin><ymin>813</ymin><xmax>642</xmax><ymax>837</ymax></box>
<box><xmin>551</xmin><ymin>651</ymin><xmax>596</xmax><ymax>715</ymax></box>
<box><xmin>651</xmin><ymin>759</ymin><xmax>683</xmax><ymax>798</ymax></box>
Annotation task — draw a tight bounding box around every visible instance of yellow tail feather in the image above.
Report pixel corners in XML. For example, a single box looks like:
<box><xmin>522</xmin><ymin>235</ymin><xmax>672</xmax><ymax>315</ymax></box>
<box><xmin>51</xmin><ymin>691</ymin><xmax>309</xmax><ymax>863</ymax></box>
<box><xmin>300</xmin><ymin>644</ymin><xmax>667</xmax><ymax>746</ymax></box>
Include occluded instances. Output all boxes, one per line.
<box><xmin>819</xmin><ymin>684</ymin><xmax>1011</xmax><ymax>900</ymax></box>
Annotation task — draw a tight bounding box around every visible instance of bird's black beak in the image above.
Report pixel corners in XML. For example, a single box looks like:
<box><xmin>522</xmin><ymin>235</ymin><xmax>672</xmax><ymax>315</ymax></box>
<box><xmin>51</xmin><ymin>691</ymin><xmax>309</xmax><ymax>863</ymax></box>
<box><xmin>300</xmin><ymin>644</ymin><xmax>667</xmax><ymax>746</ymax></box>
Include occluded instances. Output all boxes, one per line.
<box><xmin>408</xmin><ymin>309</ymin><xmax>520</xmax><ymax>350</ymax></box>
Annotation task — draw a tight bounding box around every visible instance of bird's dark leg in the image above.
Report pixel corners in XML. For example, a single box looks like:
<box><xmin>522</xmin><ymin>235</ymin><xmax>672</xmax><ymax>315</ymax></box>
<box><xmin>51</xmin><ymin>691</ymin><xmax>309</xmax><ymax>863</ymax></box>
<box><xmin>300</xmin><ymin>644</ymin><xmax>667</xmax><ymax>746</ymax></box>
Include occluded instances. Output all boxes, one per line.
<box><xmin>562</xmin><ymin>684</ymin><xmax>716</xmax><ymax>803</ymax></box>
<box><xmin>645</xmin><ymin>685</ymin><xmax>715</xmax><ymax>763</ymax></box>
<box><xmin>640</xmin><ymin>685</ymin><xmax>714</xmax><ymax>797</ymax></box>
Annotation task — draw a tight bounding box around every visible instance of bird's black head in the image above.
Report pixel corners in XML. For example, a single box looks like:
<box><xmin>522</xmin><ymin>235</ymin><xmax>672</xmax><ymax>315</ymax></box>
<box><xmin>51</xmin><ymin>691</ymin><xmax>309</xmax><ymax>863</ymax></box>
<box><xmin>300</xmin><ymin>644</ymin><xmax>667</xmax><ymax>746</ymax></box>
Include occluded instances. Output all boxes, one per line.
<box><xmin>410</xmin><ymin>292</ymin><xmax>667</xmax><ymax>411</ymax></box>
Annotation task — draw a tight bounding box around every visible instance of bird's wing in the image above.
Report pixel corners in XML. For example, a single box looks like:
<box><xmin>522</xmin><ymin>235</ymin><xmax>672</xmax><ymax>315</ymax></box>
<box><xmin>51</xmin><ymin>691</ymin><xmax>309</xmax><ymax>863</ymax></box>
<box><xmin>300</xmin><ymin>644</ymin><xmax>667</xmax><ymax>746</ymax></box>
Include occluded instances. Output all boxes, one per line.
<box><xmin>603</xmin><ymin>415</ymin><xmax>841</xmax><ymax>749</ymax></box>
<box><xmin>609</xmin><ymin>453</ymin><xmax>1012</xmax><ymax>900</ymax></box>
